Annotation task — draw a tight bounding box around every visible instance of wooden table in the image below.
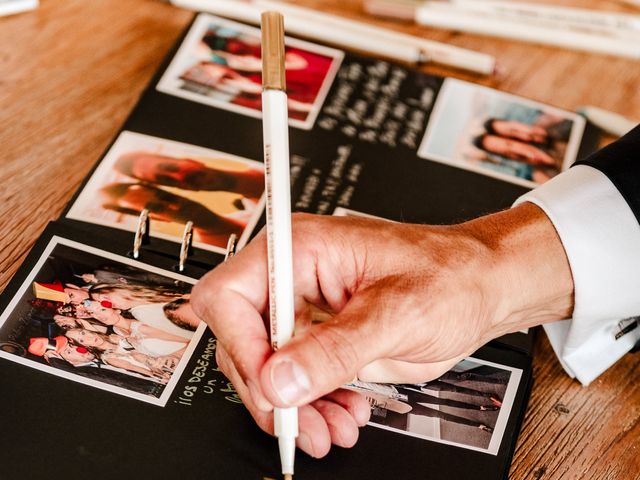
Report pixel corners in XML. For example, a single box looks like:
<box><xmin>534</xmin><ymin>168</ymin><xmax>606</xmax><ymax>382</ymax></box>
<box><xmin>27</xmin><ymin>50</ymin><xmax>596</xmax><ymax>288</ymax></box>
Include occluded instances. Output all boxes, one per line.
<box><xmin>0</xmin><ymin>1</ymin><xmax>638</xmax><ymax>478</ymax></box>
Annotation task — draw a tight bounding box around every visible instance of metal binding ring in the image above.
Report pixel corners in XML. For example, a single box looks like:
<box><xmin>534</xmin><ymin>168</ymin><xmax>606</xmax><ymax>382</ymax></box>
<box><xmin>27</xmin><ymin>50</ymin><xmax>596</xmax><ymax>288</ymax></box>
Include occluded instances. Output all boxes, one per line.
<box><xmin>132</xmin><ymin>209</ymin><xmax>150</xmax><ymax>259</ymax></box>
<box><xmin>178</xmin><ymin>221</ymin><xmax>194</xmax><ymax>272</ymax></box>
<box><xmin>224</xmin><ymin>233</ymin><xmax>238</xmax><ymax>262</ymax></box>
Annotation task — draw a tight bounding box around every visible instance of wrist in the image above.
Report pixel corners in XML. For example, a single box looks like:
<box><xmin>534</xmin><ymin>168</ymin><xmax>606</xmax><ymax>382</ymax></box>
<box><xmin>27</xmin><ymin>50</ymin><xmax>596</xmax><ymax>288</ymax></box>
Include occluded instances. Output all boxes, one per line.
<box><xmin>463</xmin><ymin>202</ymin><xmax>575</xmax><ymax>339</ymax></box>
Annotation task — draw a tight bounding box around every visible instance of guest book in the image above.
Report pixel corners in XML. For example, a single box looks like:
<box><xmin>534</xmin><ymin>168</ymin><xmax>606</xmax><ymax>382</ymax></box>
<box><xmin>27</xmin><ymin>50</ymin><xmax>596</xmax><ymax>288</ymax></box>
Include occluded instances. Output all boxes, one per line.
<box><xmin>0</xmin><ymin>12</ymin><xmax>600</xmax><ymax>480</ymax></box>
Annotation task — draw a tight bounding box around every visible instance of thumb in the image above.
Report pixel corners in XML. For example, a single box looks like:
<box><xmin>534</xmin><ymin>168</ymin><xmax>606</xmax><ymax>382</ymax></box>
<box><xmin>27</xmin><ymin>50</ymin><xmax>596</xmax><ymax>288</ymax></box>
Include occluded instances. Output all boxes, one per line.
<box><xmin>356</xmin><ymin>356</ymin><xmax>463</xmax><ymax>384</ymax></box>
<box><xmin>259</xmin><ymin>298</ymin><xmax>388</xmax><ymax>407</ymax></box>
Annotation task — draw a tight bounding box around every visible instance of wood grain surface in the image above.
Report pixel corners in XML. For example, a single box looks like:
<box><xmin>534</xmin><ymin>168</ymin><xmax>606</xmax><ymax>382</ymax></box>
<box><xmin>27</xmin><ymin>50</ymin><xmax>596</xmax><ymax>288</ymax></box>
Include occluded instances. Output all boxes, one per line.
<box><xmin>0</xmin><ymin>1</ymin><xmax>638</xmax><ymax>478</ymax></box>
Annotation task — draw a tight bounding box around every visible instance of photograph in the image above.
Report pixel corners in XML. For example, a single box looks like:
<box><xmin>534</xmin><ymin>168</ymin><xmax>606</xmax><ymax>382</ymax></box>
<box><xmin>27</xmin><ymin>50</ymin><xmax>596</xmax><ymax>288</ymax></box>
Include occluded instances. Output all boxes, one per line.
<box><xmin>156</xmin><ymin>13</ymin><xmax>344</xmax><ymax>130</ymax></box>
<box><xmin>0</xmin><ymin>236</ymin><xmax>207</xmax><ymax>406</ymax></box>
<box><xmin>66</xmin><ymin>131</ymin><xmax>265</xmax><ymax>254</ymax></box>
<box><xmin>332</xmin><ymin>207</ymin><xmax>388</xmax><ymax>220</ymax></box>
<box><xmin>346</xmin><ymin>357</ymin><xmax>522</xmax><ymax>455</ymax></box>
<box><xmin>418</xmin><ymin>79</ymin><xmax>586</xmax><ymax>187</ymax></box>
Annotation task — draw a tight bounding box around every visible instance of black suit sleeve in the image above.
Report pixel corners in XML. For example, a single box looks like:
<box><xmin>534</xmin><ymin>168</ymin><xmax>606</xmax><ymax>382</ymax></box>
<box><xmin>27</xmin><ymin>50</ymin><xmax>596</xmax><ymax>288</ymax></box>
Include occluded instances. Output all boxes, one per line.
<box><xmin>575</xmin><ymin>124</ymin><xmax>640</xmax><ymax>225</ymax></box>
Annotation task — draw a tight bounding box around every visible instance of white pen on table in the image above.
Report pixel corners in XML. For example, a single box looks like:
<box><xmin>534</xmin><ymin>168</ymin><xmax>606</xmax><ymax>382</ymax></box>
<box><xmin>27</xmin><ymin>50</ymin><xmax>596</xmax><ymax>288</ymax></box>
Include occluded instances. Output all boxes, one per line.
<box><xmin>261</xmin><ymin>11</ymin><xmax>298</xmax><ymax>480</ymax></box>
<box><xmin>448</xmin><ymin>0</ymin><xmax>640</xmax><ymax>37</ymax></box>
<box><xmin>253</xmin><ymin>0</ymin><xmax>496</xmax><ymax>74</ymax></box>
<box><xmin>364</xmin><ymin>0</ymin><xmax>640</xmax><ymax>60</ymax></box>
<box><xmin>167</xmin><ymin>0</ymin><xmax>497</xmax><ymax>75</ymax></box>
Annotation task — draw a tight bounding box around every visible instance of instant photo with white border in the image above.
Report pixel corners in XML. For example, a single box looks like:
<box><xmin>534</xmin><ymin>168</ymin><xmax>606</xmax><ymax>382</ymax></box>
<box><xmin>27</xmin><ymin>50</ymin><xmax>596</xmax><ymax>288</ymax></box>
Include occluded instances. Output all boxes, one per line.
<box><xmin>156</xmin><ymin>13</ymin><xmax>344</xmax><ymax>130</ymax></box>
<box><xmin>357</xmin><ymin>357</ymin><xmax>522</xmax><ymax>455</ymax></box>
<box><xmin>0</xmin><ymin>236</ymin><xmax>206</xmax><ymax>407</ymax></box>
<box><xmin>66</xmin><ymin>131</ymin><xmax>265</xmax><ymax>255</ymax></box>
<box><xmin>332</xmin><ymin>206</ymin><xmax>387</xmax><ymax>220</ymax></box>
<box><xmin>418</xmin><ymin>79</ymin><xmax>586</xmax><ymax>188</ymax></box>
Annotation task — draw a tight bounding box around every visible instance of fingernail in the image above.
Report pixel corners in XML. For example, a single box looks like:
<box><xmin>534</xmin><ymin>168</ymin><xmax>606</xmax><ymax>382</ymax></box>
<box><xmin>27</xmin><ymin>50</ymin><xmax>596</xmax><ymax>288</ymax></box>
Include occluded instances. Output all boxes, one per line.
<box><xmin>355</xmin><ymin>403</ymin><xmax>372</xmax><ymax>426</ymax></box>
<box><xmin>247</xmin><ymin>380</ymin><xmax>273</xmax><ymax>412</ymax></box>
<box><xmin>270</xmin><ymin>359</ymin><xmax>311</xmax><ymax>406</ymax></box>
<box><xmin>297</xmin><ymin>432</ymin><xmax>315</xmax><ymax>457</ymax></box>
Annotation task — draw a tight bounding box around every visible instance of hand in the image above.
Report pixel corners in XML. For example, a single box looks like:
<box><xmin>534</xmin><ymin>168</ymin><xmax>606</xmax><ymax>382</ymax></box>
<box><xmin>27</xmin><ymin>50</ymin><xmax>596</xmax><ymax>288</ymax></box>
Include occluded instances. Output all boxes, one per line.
<box><xmin>192</xmin><ymin>205</ymin><xmax>573</xmax><ymax>456</ymax></box>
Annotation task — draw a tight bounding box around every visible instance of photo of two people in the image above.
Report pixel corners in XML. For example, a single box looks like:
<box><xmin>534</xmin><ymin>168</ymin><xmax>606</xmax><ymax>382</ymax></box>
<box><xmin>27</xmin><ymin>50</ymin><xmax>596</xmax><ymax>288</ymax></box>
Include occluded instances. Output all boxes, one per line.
<box><xmin>419</xmin><ymin>79</ymin><xmax>586</xmax><ymax>187</ymax></box>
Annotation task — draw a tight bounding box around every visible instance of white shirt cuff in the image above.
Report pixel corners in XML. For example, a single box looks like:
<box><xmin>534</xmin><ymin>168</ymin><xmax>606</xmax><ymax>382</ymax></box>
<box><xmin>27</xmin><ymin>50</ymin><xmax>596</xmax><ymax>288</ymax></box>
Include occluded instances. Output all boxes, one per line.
<box><xmin>514</xmin><ymin>164</ymin><xmax>640</xmax><ymax>385</ymax></box>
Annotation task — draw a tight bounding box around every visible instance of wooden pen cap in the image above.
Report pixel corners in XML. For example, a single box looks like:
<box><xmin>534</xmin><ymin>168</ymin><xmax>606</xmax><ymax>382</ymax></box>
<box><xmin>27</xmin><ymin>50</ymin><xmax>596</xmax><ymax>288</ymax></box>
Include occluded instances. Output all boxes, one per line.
<box><xmin>261</xmin><ymin>11</ymin><xmax>286</xmax><ymax>91</ymax></box>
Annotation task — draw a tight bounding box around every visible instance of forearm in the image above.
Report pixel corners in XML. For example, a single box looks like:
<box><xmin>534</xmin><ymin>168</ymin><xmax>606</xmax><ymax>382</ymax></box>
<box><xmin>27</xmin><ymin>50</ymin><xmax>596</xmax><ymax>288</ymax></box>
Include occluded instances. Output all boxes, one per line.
<box><xmin>461</xmin><ymin>202</ymin><xmax>574</xmax><ymax>341</ymax></box>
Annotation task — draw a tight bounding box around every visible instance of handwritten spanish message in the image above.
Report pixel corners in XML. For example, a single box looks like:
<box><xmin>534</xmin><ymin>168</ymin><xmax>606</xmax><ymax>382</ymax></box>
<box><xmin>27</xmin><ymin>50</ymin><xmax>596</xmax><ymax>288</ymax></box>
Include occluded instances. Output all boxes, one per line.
<box><xmin>317</xmin><ymin>60</ymin><xmax>437</xmax><ymax>150</ymax></box>
<box><xmin>174</xmin><ymin>337</ymin><xmax>242</xmax><ymax>407</ymax></box>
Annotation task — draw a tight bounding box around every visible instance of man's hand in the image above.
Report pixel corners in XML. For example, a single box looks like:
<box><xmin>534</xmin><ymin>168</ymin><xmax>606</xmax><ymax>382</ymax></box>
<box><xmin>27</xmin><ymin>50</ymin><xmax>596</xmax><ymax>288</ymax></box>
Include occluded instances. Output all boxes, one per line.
<box><xmin>191</xmin><ymin>204</ymin><xmax>574</xmax><ymax>457</ymax></box>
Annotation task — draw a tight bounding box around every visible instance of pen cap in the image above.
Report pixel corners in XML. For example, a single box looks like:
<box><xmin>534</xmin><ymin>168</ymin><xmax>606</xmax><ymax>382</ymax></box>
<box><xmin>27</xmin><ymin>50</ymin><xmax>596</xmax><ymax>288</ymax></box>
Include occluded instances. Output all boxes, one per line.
<box><xmin>261</xmin><ymin>11</ymin><xmax>286</xmax><ymax>91</ymax></box>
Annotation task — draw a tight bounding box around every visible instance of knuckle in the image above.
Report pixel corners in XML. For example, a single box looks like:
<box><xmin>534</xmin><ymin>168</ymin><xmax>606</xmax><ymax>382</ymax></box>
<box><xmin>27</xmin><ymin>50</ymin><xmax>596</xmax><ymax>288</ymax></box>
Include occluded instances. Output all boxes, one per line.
<box><xmin>291</xmin><ymin>212</ymin><xmax>317</xmax><ymax>238</ymax></box>
<box><xmin>291</xmin><ymin>213</ymin><xmax>324</xmax><ymax>262</ymax></box>
<box><xmin>290</xmin><ymin>213</ymin><xmax>308</xmax><ymax>240</ymax></box>
<box><xmin>190</xmin><ymin>277</ymin><xmax>216</xmax><ymax>321</ymax></box>
<box><xmin>292</xmin><ymin>211</ymin><xmax>313</xmax><ymax>224</ymax></box>
<box><xmin>190</xmin><ymin>269</ymin><xmax>229</xmax><ymax>325</ymax></box>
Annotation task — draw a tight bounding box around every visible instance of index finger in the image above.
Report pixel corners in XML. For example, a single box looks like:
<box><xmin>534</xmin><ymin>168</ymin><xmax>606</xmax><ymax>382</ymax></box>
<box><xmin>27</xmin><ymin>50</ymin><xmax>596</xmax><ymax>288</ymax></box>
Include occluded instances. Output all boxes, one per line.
<box><xmin>191</xmin><ymin>233</ymin><xmax>272</xmax><ymax>392</ymax></box>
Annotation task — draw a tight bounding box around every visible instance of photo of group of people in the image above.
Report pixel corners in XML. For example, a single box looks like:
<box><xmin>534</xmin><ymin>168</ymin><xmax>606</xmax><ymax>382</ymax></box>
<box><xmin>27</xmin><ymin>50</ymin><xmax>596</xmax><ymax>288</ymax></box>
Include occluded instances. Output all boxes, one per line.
<box><xmin>0</xmin><ymin>237</ymin><xmax>205</xmax><ymax>405</ymax></box>
<box><xmin>67</xmin><ymin>131</ymin><xmax>265</xmax><ymax>254</ymax></box>
<box><xmin>156</xmin><ymin>14</ymin><xmax>343</xmax><ymax>129</ymax></box>
<box><xmin>419</xmin><ymin>79</ymin><xmax>586</xmax><ymax>187</ymax></box>
<box><xmin>346</xmin><ymin>358</ymin><xmax>521</xmax><ymax>455</ymax></box>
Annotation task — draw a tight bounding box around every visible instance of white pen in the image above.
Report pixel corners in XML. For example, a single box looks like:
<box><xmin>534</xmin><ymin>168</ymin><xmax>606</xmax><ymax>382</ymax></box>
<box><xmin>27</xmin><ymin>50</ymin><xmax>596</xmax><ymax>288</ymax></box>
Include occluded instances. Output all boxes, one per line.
<box><xmin>0</xmin><ymin>0</ymin><xmax>38</xmax><ymax>17</ymax></box>
<box><xmin>261</xmin><ymin>11</ymin><xmax>298</xmax><ymax>480</ymax></box>
<box><xmin>253</xmin><ymin>0</ymin><xmax>496</xmax><ymax>74</ymax></box>
<box><xmin>366</xmin><ymin>0</ymin><xmax>640</xmax><ymax>34</ymax></box>
<box><xmin>168</xmin><ymin>0</ymin><xmax>496</xmax><ymax>75</ymax></box>
<box><xmin>171</xmin><ymin>0</ymin><xmax>426</xmax><ymax>64</ymax></box>
<box><xmin>365</xmin><ymin>0</ymin><xmax>640</xmax><ymax>59</ymax></box>
<box><xmin>448</xmin><ymin>0</ymin><xmax>640</xmax><ymax>38</ymax></box>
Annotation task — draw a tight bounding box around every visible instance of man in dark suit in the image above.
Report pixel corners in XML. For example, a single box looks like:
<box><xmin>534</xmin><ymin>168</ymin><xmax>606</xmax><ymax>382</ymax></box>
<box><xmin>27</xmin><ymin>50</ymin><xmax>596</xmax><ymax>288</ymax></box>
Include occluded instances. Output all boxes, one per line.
<box><xmin>191</xmin><ymin>126</ymin><xmax>640</xmax><ymax>458</ymax></box>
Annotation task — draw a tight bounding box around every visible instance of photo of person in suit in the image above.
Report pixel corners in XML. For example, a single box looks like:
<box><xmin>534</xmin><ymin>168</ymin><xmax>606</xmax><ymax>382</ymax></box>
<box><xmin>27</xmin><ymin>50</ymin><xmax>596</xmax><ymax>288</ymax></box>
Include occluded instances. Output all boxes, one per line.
<box><xmin>345</xmin><ymin>360</ymin><xmax>515</xmax><ymax>452</ymax></box>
